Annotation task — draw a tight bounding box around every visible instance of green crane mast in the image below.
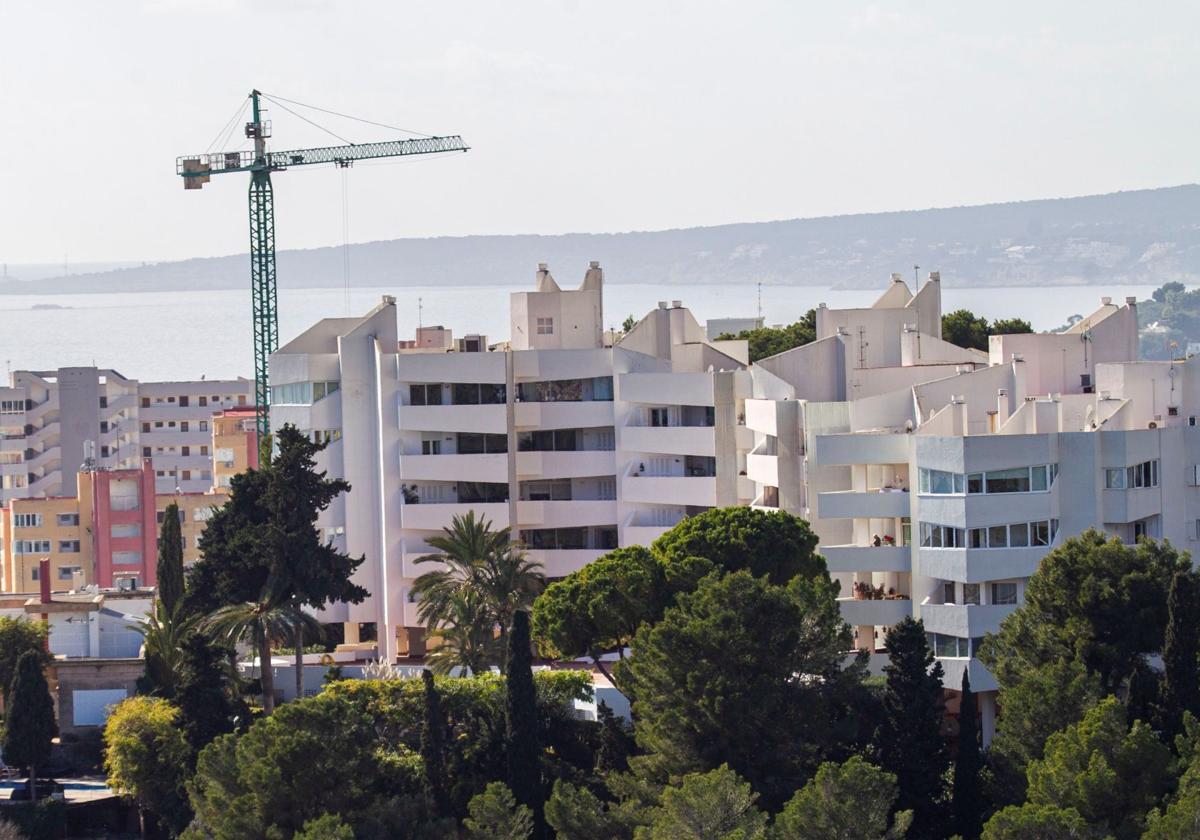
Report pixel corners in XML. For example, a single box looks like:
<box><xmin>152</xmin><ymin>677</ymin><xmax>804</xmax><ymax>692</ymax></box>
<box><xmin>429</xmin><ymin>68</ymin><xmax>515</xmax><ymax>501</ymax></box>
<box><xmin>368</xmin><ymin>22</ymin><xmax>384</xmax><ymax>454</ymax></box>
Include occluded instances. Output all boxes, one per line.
<box><xmin>177</xmin><ymin>89</ymin><xmax>469</xmax><ymax>442</ymax></box>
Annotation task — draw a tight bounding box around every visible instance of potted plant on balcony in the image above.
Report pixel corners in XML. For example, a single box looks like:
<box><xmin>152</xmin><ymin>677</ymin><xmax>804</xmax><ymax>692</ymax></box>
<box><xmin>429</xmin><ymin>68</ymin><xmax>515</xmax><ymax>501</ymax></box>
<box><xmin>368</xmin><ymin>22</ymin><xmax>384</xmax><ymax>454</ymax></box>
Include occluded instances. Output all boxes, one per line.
<box><xmin>853</xmin><ymin>581</ymin><xmax>867</xmax><ymax>600</ymax></box>
<box><xmin>882</xmin><ymin>534</ymin><xmax>896</xmax><ymax>546</ymax></box>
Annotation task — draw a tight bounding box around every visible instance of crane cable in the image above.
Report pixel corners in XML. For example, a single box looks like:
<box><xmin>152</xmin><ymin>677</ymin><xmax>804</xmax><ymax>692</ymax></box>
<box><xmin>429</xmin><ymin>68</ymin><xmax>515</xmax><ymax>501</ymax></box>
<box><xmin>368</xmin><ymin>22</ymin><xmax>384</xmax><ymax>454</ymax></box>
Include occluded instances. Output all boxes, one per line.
<box><xmin>260</xmin><ymin>94</ymin><xmax>355</xmax><ymax>146</ymax></box>
<box><xmin>259</xmin><ymin>91</ymin><xmax>437</xmax><ymax>139</ymax></box>
<box><xmin>206</xmin><ymin>97</ymin><xmax>250</xmax><ymax>154</ymax></box>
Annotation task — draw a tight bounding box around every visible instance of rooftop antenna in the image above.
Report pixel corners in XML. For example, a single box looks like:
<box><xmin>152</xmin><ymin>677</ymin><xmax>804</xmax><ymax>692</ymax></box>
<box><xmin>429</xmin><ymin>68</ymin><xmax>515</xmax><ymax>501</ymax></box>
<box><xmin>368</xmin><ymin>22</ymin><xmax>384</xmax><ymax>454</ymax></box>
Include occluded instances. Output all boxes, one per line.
<box><xmin>913</xmin><ymin>264</ymin><xmax>920</xmax><ymax>285</ymax></box>
<box><xmin>418</xmin><ymin>296</ymin><xmax>423</xmax><ymax>329</ymax></box>
<box><xmin>757</xmin><ymin>282</ymin><xmax>762</xmax><ymax>319</ymax></box>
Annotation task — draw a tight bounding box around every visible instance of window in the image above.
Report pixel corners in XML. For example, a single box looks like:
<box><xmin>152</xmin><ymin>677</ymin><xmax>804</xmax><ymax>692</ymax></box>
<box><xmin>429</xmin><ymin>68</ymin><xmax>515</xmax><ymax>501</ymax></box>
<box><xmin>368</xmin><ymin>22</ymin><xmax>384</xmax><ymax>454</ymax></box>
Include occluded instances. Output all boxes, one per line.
<box><xmin>409</xmin><ymin>384</ymin><xmax>444</xmax><ymax>406</ymax></box>
<box><xmin>270</xmin><ymin>381</ymin><xmax>339</xmax><ymax>405</ymax></box>
<box><xmin>1106</xmin><ymin>468</ymin><xmax>1127</xmax><ymax>489</ymax></box>
<box><xmin>199</xmin><ymin>396</ymin><xmax>207</xmax><ymax>407</ymax></box>
<box><xmin>1009</xmin><ymin>522</ymin><xmax>1030</xmax><ymax>547</ymax></box>
<box><xmin>30</xmin><ymin>566</ymin><xmax>38</xmax><ymax>581</ymax></box>
<box><xmin>100</xmin><ymin>421</ymin><xmax>109</xmax><ymax>434</ymax></box>
<box><xmin>536</xmin><ymin>317</ymin><xmax>554</xmax><ymax>335</ymax></box>
<box><xmin>199</xmin><ymin>421</ymin><xmax>208</xmax><ymax>432</ymax></box>
<box><xmin>518</xmin><ymin>378</ymin><xmax>612</xmax><ymax>403</ymax></box>
<box><xmin>963</xmin><ymin>583</ymin><xmax>981</xmax><ymax>605</ymax></box>
<box><xmin>193</xmin><ymin>507</ymin><xmax>215</xmax><ymax>522</ymax></box>
<box><xmin>179</xmin><ymin>395</ymin><xmax>189</xmax><ymax>407</ymax></box>
<box><xmin>919</xmin><ymin>522</ymin><xmax>966</xmax><ymax>548</ymax></box>
<box><xmin>141</xmin><ymin>397</ymin><xmax>150</xmax><ymax>408</ymax></box>
<box><xmin>181</xmin><ymin>421</ymin><xmax>189</xmax><ymax>433</ymax></box>
<box><xmin>13</xmin><ymin>513</ymin><xmax>42</xmax><ymax>528</ymax></box>
<box><xmin>58</xmin><ymin>540</ymin><xmax>80</xmax><ymax>553</ymax></box>
<box><xmin>112</xmin><ymin>551</ymin><xmax>142</xmax><ymax>565</ymax></box>
<box><xmin>918</xmin><ymin>468</ymin><xmax>962</xmax><ymax>495</ymax></box>
<box><xmin>99</xmin><ymin>395</ymin><xmax>108</xmax><ymax>409</ymax></box>
<box><xmin>650</xmin><ymin>408</ymin><xmax>671</xmax><ymax>427</ymax></box>
<box><xmin>57</xmin><ymin>512</ymin><xmax>80</xmax><ymax>526</ymax></box>
<box><xmin>927</xmin><ymin>633</ymin><xmax>971</xmax><ymax>658</ymax></box>
<box><xmin>14</xmin><ymin>540</ymin><xmax>51</xmax><ymax>554</ymax></box>
<box><xmin>0</xmin><ymin>400</ymin><xmax>25</xmax><ymax>414</ymax></box>
<box><xmin>943</xmin><ymin>582</ymin><xmax>955</xmax><ymax>604</ymax></box>
<box><xmin>987</xmin><ymin>525</ymin><xmax>1008</xmax><ymax>548</ymax></box>
<box><xmin>111</xmin><ymin>523</ymin><xmax>141</xmax><ymax>538</ymax></box>
<box><xmin>421</xmin><ymin>439</ymin><xmax>442</xmax><ymax>455</ymax></box>
<box><xmin>57</xmin><ymin>565</ymin><xmax>81</xmax><ymax>580</ymax></box>
<box><xmin>986</xmin><ymin>467</ymin><xmax>1030</xmax><ymax>494</ymax></box>
<box><xmin>991</xmin><ymin>582</ymin><xmax>1018</xmax><ymax>605</ymax></box>
<box><xmin>200</xmin><ymin>445</ymin><xmax>209</xmax><ymax>456</ymax></box>
<box><xmin>456</xmin><ymin>433</ymin><xmax>507</xmax><ymax>455</ymax></box>
<box><xmin>181</xmin><ymin>446</ymin><xmax>190</xmax><ymax>457</ymax></box>
<box><xmin>100</xmin><ymin>446</ymin><xmax>110</xmax><ymax>458</ymax></box>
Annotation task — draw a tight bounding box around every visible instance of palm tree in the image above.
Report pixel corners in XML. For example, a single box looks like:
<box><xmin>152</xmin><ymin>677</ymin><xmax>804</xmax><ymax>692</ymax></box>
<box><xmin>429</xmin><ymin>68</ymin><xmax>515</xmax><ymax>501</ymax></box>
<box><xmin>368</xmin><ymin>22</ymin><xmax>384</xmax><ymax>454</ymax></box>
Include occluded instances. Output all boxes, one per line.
<box><xmin>137</xmin><ymin>599</ymin><xmax>199</xmax><ymax>697</ymax></box>
<box><xmin>413</xmin><ymin>512</ymin><xmax>545</xmax><ymax>672</ymax></box>
<box><xmin>203</xmin><ymin>583</ymin><xmax>321</xmax><ymax>714</ymax></box>
<box><xmin>426</xmin><ymin>589</ymin><xmax>498</xmax><ymax>676</ymax></box>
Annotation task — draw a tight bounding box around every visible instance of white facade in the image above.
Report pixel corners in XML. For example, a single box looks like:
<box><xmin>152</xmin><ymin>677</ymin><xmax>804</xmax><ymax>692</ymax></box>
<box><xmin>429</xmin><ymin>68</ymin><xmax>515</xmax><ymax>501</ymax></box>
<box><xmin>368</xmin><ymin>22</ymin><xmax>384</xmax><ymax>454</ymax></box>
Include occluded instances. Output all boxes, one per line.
<box><xmin>744</xmin><ymin>275</ymin><xmax>1185</xmax><ymax>743</ymax></box>
<box><xmin>269</xmin><ymin>263</ymin><xmax>753</xmax><ymax>659</ymax></box>
<box><xmin>0</xmin><ymin>368</ymin><xmax>252</xmax><ymax>503</ymax></box>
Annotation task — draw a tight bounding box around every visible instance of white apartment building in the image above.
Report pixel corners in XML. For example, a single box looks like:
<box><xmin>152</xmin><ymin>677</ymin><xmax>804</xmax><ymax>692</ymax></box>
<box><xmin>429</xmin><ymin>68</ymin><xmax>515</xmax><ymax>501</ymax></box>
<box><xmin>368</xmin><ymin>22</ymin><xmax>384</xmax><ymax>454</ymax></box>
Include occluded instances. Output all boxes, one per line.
<box><xmin>0</xmin><ymin>368</ymin><xmax>252</xmax><ymax>503</ymax></box>
<box><xmin>743</xmin><ymin>272</ymin><xmax>1184</xmax><ymax>743</ymax></box>
<box><xmin>269</xmin><ymin>262</ymin><xmax>755</xmax><ymax>659</ymax></box>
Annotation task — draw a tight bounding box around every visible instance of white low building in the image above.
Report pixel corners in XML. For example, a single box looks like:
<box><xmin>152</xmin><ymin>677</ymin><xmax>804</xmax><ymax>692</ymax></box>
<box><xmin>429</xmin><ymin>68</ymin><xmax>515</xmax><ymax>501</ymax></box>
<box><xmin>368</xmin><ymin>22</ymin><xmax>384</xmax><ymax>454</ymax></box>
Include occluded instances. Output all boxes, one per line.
<box><xmin>269</xmin><ymin>262</ymin><xmax>754</xmax><ymax>659</ymax></box>
<box><xmin>743</xmin><ymin>273</ymin><xmax>1192</xmax><ymax>742</ymax></box>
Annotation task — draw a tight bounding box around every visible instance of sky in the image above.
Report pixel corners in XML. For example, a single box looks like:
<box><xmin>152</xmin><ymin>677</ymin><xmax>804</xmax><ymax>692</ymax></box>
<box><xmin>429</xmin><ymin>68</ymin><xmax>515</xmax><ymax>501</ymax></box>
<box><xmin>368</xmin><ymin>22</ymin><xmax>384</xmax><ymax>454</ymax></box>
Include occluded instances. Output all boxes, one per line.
<box><xmin>1</xmin><ymin>0</ymin><xmax>1197</xmax><ymax>265</ymax></box>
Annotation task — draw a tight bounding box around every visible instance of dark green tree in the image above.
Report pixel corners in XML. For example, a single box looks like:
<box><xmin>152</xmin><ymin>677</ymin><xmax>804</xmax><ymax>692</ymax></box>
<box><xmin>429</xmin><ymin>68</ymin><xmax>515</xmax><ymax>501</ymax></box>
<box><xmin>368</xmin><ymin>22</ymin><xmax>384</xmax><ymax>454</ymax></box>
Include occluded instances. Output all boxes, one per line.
<box><xmin>506</xmin><ymin>610</ymin><xmax>544</xmax><ymax>837</ymax></box>
<box><xmin>3</xmin><ymin>651</ymin><xmax>56</xmax><ymax>801</ymax></box>
<box><xmin>717</xmin><ymin>309</ymin><xmax>817</xmax><ymax>362</ymax></box>
<box><xmin>651</xmin><ymin>507</ymin><xmax>824</xmax><ymax>586</ymax></box>
<box><xmin>156</xmin><ymin>501</ymin><xmax>185</xmax><ymax>615</ymax></box>
<box><xmin>642</xmin><ymin>764</ymin><xmax>767</xmax><ymax>840</ymax></box>
<box><xmin>989</xmin><ymin>317</ymin><xmax>1033</xmax><ymax>336</ymax></box>
<box><xmin>879</xmin><ymin>617</ymin><xmax>947</xmax><ymax>838</ymax></box>
<box><xmin>1152</xmin><ymin>281</ymin><xmax>1186</xmax><ymax>303</ymax></box>
<box><xmin>532</xmin><ymin>546</ymin><xmax>664</xmax><ymax>691</ymax></box>
<box><xmin>595</xmin><ymin>701</ymin><xmax>632</xmax><ymax>775</ymax></box>
<box><xmin>942</xmin><ymin>309</ymin><xmax>991</xmax><ymax>350</ymax></box>
<box><xmin>175</xmin><ymin>633</ymin><xmax>245</xmax><ymax>758</ymax></box>
<box><xmin>621</xmin><ymin>570</ymin><xmax>858</xmax><ymax>810</ymax></box>
<box><xmin>621</xmin><ymin>314</ymin><xmax>637</xmax><ymax>333</ymax></box>
<box><xmin>774</xmin><ymin>755</ymin><xmax>911</xmax><ymax>840</ymax></box>
<box><xmin>1026</xmin><ymin>696</ymin><xmax>1171</xmax><ymax>838</ymax></box>
<box><xmin>0</xmin><ymin>617</ymin><xmax>49</xmax><ymax>708</ymax></box>
<box><xmin>953</xmin><ymin>670</ymin><xmax>984</xmax><ymax>839</ymax></box>
<box><xmin>464</xmin><ymin>782</ymin><xmax>534</xmax><ymax>840</ymax></box>
<box><xmin>1159</xmin><ymin>571</ymin><xmax>1200</xmax><ymax>740</ymax></box>
<box><xmin>981</xmin><ymin>804</ymin><xmax>1099</xmax><ymax>840</ymax></box>
<box><xmin>420</xmin><ymin>670</ymin><xmax>451</xmax><ymax>816</ymax></box>
<box><xmin>979</xmin><ymin>530</ymin><xmax>1189</xmax><ymax>695</ymax></box>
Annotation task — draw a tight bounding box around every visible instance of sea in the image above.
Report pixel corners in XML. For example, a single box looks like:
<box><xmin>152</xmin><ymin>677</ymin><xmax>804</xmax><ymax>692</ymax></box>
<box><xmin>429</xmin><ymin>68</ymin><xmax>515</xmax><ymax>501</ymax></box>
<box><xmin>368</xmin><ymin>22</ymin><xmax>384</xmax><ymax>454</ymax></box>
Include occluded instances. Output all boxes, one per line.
<box><xmin>0</xmin><ymin>282</ymin><xmax>1172</xmax><ymax>382</ymax></box>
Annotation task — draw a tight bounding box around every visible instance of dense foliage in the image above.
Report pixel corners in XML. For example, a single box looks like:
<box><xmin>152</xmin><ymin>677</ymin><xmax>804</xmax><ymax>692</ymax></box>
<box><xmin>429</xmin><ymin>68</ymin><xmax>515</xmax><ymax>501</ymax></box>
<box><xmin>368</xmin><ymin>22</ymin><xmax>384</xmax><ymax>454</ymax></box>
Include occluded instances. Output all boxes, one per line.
<box><xmin>716</xmin><ymin>309</ymin><xmax>817</xmax><ymax>362</ymax></box>
<box><xmin>941</xmin><ymin>309</ymin><xmax>1033</xmax><ymax>351</ymax></box>
<box><xmin>2</xmin><ymin>651</ymin><xmax>55</xmax><ymax>800</ymax></box>
<box><xmin>104</xmin><ymin>696</ymin><xmax>192</xmax><ymax>836</ymax></box>
<box><xmin>0</xmin><ymin>617</ymin><xmax>49</xmax><ymax>707</ymax></box>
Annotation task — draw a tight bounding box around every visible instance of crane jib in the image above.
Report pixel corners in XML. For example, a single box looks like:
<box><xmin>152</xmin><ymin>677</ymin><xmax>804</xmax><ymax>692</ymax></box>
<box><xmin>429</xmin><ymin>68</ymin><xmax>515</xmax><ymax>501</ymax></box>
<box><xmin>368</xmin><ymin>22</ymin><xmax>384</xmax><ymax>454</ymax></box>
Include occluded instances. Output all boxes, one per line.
<box><xmin>177</xmin><ymin>136</ymin><xmax>469</xmax><ymax>178</ymax></box>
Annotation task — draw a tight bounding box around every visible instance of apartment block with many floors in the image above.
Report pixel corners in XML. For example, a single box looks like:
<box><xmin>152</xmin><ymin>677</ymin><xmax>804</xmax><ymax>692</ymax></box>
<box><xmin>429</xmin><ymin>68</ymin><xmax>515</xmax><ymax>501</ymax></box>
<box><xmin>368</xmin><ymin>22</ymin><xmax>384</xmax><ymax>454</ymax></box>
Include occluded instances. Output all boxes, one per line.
<box><xmin>0</xmin><ymin>411</ymin><xmax>255</xmax><ymax>594</ymax></box>
<box><xmin>269</xmin><ymin>262</ymin><xmax>754</xmax><ymax>659</ymax></box>
<box><xmin>0</xmin><ymin>367</ymin><xmax>251</xmax><ymax>506</ymax></box>
<box><xmin>743</xmin><ymin>274</ymin><xmax>1172</xmax><ymax>743</ymax></box>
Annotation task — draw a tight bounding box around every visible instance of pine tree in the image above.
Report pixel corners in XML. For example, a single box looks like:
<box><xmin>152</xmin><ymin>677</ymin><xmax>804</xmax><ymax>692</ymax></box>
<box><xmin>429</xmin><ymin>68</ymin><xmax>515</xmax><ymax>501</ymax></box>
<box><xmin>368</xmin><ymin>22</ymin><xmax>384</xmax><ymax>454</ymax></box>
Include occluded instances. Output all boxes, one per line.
<box><xmin>880</xmin><ymin>617</ymin><xmax>948</xmax><ymax>837</ymax></box>
<box><xmin>420</xmin><ymin>669</ymin><xmax>451</xmax><ymax>816</ymax></box>
<box><xmin>953</xmin><ymin>669</ymin><xmax>984</xmax><ymax>839</ymax></box>
<box><xmin>1160</xmin><ymin>571</ymin><xmax>1200</xmax><ymax>739</ymax></box>
<box><xmin>594</xmin><ymin>701</ymin><xmax>631</xmax><ymax>775</ymax></box>
<box><xmin>506</xmin><ymin>610</ymin><xmax>544</xmax><ymax>838</ymax></box>
<box><xmin>2</xmin><ymin>651</ymin><xmax>56</xmax><ymax>800</ymax></box>
<box><xmin>156</xmin><ymin>502</ymin><xmax>185</xmax><ymax>616</ymax></box>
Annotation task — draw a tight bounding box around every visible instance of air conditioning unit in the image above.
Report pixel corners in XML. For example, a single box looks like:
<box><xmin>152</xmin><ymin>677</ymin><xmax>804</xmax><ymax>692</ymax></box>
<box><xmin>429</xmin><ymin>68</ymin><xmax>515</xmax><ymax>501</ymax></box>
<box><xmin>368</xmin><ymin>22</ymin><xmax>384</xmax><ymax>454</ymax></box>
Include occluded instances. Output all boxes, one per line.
<box><xmin>1169</xmin><ymin>406</ymin><xmax>1179</xmax><ymax>417</ymax></box>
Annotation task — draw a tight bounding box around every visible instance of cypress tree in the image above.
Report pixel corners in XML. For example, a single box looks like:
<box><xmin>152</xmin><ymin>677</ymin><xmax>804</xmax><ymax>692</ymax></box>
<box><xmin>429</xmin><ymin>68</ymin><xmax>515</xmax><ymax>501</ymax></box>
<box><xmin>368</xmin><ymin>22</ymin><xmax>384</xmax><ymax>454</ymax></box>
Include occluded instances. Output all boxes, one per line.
<box><xmin>156</xmin><ymin>502</ymin><xmax>185</xmax><ymax>616</ymax></box>
<box><xmin>1160</xmin><ymin>571</ymin><xmax>1200</xmax><ymax>739</ymax></box>
<box><xmin>505</xmin><ymin>610</ymin><xmax>544</xmax><ymax>838</ymax></box>
<box><xmin>2</xmin><ymin>651</ymin><xmax>56</xmax><ymax>800</ymax></box>
<box><xmin>175</xmin><ymin>634</ymin><xmax>245</xmax><ymax>758</ymax></box>
<box><xmin>953</xmin><ymin>669</ymin><xmax>984</xmax><ymax>839</ymax></box>
<box><xmin>420</xmin><ymin>669</ymin><xmax>451</xmax><ymax>816</ymax></box>
<box><xmin>880</xmin><ymin>617</ymin><xmax>948</xmax><ymax>838</ymax></box>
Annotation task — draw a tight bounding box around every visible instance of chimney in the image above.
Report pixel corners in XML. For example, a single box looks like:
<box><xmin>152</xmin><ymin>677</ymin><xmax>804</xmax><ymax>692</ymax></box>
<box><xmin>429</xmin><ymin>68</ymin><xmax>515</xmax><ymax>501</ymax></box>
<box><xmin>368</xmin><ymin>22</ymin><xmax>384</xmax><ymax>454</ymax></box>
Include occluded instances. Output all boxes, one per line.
<box><xmin>928</xmin><ymin>271</ymin><xmax>940</xmax><ymax>283</ymax></box>
<box><xmin>891</xmin><ymin>272</ymin><xmax>903</xmax><ymax>283</ymax></box>
<box><xmin>1101</xmin><ymin>296</ymin><xmax>1112</xmax><ymax>306</ymax></box>
<box><xmin>39</xmin><ymin>558</ymin><xmax>51</xmax><ymax>603</ymax></box>
<box><xmin>995</xmin><ymin>388</ymin><xmax>1010</xmax><ymax>428</ymax></box>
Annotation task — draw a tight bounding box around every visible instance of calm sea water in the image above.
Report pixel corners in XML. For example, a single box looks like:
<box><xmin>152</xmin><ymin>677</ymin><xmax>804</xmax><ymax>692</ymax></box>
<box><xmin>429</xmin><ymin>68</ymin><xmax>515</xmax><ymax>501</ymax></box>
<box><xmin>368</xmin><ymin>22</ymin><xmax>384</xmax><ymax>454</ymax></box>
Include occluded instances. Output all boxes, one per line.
<box><xmin>0</xmin><ymin>282</ymin><xmax>1168</xmax><ymax>382</ymax></box>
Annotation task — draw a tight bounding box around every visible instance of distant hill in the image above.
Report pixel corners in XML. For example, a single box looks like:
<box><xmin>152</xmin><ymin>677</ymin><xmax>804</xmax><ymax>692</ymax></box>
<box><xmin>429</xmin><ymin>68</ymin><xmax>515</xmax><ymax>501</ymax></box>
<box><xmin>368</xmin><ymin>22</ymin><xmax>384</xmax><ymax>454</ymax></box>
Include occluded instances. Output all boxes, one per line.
<box><xmin>5</xmin><ymin>185</ymin><xmax>1200</xmax><ymax>295</ymax></box>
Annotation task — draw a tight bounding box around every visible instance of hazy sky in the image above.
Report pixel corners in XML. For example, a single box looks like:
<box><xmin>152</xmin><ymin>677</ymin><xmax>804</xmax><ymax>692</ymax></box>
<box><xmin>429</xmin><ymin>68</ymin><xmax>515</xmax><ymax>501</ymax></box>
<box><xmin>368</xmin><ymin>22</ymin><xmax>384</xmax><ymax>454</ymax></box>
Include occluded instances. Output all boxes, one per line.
<box><xmin>1</xmin><ymin>1</ymin><xmax>1197</xmax><ymax>265</ymax></box>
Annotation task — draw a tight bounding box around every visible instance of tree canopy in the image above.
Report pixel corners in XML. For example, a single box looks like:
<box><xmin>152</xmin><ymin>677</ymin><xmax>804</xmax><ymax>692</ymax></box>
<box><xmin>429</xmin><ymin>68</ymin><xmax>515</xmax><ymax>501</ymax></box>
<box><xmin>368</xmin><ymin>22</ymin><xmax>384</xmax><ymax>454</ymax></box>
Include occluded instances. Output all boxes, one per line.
<box><xmin>941</xmin><ymin>309</ymin><xmax>1033</xmax><ymax>351</ymax></box>
<box><xmin>774</xmin><ymin>756</ymin><xmax>910</xmax><ymax>840</ymax></box>
<box><xmin>2</xmin><ymin>651</ymin><xmax>56</xmax><ymax>800</ymax></box>
<box><xmin>104</xmin><ymin>696</ymin><xmax>193</xmax><ymax>836</ymax></box>
<box><xmin>0</xmin><ymin>617</ymin><xmax>49</xmax><ymax>707</ymax></box>
<box><xmin>716</xmin><ymin>309</ymin><xmax>817</xmax><ymax>362</ymax></box>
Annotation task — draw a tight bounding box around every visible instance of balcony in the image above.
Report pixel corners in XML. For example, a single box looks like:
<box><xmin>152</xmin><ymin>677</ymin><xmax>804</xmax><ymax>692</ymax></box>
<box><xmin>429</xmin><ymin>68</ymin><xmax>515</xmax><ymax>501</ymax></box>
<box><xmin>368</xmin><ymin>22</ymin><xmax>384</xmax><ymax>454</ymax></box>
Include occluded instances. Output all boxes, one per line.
<box><xmin>400</xmin><ymin>501</ymin><xmax>509</xmax><ymax>532</ymax></box>
<box><xmin>746</xmin><ymin>452</ymin><xmax>778</xmax><ymax>486</ymax></box>
<box><xmin>813</xmin><ymin>432</ymin><xmax>910</xmax><ymax>466</ymax></box>
<box><xmin>619</xmin><ymin>425</ymin><xmax>715</xmax><ymax>458</ymax></box>
<box><xmin>617</xmin><ymin>372</ymin><xmax>714</xmax><ymax>406</ymax></box>
<box><xmin>621</xmin><ymin>474</ymin><xmax>717</xmax><ymax>507</ymax></box>
<box><xmin>526</xmin><ymin>548</ymin><xmax>608</xmax><ymax>578</ymax></box>
<box><xmin>744</xmin><ymin>399</ymin><xmax>779</xmax><ymax>436</ymax></box>
<box><xmin>398</xmin><ymin>403</ymin><xmax>506</xmax><ymax>434</ymax></box>
<box><xmin>516</xmin><ymin>450</ymin><xmax>616</xmax><ymax>479</ymax></box>
<box><xmin>1102</xmin><ymin>488</ymin><xmax>1162</xmax><ymax>524</ymax></box>
<box><xmin>400</xmin><ymin>453</ymin><xmax>507</xmax><ymax>483</ymax></box>
<box><xmin>821</xmin><ymin>544</ymin><xmax>911</xmax><ymax>574</ymax></box>
<box><xmin>817</xmin><ymin>489</ymin><xmax>911</xmax><ymax>519</ymax></box>
<box><xmin>515</xmin><ymin>401</ymin><xmax>613</xmax><ymax>430</ymax></box>
<box><xmin>837</xmin><ymin>597</ymin><xmax>912</xmax><ymax>627</ymax></box>
<box><xmin>28</xmin><ymin>469</ymin><xmax>62</xmax><ymax>495</ymax></box>
<box><xmin>938</xmin><ymin>658</ymin><xmax>999</xmax><ymax>693</ymax></box>
<box><xmin>918</xmin><ymin>546</ymin><xmax>1049</xmax><ymax>584</ymax></box>
<box><xmin>920</xmin><ymin>603</ymin><xmax>1015</xmax><ymax>638</ymax></box>
<box><xmin>517</xmin><ymin>500</ymin><xmax>616</xmax><ymax>528</ymax></box>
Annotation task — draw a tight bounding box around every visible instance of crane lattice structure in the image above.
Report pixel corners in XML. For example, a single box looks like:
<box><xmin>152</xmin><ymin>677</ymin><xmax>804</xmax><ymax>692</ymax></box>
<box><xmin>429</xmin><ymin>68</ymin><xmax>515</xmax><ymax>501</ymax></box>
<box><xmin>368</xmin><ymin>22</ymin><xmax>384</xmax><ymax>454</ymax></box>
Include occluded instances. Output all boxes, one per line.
<box><xmin>177</xmin><ymin>90</ymin><xmax>469</xmax><ymax>441</ymax></box>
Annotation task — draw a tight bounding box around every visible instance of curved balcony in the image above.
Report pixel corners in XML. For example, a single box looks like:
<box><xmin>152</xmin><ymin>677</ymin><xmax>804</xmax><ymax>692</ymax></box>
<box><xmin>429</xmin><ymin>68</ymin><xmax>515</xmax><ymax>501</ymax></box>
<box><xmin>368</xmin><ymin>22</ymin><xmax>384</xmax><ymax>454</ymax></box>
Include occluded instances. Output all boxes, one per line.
<box><xmin>821</xmin><ymin>544</ymin><xmax>911</xmax><ymax>574</ymax></box>
<box><xmin>920</xmin><ymin>603</ymin><xmax>1015</xmax><ymax>638</ymax></box>
<box><xmin>837</xmin><ymin>597</ymin><xmax>912</xmax><ymax>627</ymax></box>
<box><xmin>918</xmin><ymin>546</ymin><xmax>1049</xmax><ymax>584</ymax></box>
<box><xmin>400</xmin><ymin>501</ymin><xmax>509</xmax><ymax>532</ymax></box>
<box><xmin>619</xmin><ymin>425</ymin><xmax>715</xmax><ymax>458</ymax></box>
<box><xmin>817</xmin><ymin>489</ymin><xmax>911</xmax><ymax>519</ymax></box>
<box><xmin>400</xmin><ymin>453</ymin><xmax>507</xmax><ymax>483</ymax></box>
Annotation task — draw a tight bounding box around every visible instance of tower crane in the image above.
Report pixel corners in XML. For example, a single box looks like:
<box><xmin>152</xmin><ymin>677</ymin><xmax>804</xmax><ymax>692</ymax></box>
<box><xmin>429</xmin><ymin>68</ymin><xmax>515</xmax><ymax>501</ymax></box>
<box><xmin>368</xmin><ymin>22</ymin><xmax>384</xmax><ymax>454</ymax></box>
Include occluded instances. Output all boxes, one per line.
<box><xmin>177</xmin><ymin>90</ymin><xmax>469</xmax><ymax>441</ymax></box>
